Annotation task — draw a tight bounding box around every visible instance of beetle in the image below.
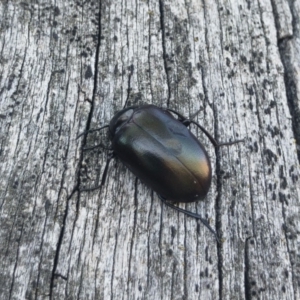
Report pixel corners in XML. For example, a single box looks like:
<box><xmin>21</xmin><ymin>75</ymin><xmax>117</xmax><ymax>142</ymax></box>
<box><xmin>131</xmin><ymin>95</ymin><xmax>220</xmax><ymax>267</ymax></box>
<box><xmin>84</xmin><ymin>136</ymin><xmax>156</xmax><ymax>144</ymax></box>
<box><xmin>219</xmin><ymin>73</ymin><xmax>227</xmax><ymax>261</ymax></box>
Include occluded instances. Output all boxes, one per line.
<box><xmin>80</xmin><ymin>104</ymin><xmax>242</xmax><ymax>241</ymax></box>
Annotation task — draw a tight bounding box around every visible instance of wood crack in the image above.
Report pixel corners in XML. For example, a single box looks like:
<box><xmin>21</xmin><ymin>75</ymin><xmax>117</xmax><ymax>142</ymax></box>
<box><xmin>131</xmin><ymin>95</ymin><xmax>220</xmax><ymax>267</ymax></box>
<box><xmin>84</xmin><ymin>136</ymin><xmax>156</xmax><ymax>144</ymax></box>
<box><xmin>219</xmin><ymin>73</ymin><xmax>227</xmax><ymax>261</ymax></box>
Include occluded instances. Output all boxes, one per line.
<box><xmin>159</xmin><ymin>0</ymin><xmax>171</xmax><ymax>107</ymax></box>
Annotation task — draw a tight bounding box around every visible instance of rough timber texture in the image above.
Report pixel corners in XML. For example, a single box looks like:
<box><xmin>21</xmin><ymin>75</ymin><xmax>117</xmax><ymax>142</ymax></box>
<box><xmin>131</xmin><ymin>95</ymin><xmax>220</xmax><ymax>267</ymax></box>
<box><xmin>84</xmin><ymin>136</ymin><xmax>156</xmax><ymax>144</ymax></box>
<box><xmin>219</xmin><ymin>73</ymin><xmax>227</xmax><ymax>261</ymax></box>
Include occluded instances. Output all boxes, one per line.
<box><xmin>0</xmin><ymin>0</ymin><xmax>299</xmax><ymax>299</ymax></box>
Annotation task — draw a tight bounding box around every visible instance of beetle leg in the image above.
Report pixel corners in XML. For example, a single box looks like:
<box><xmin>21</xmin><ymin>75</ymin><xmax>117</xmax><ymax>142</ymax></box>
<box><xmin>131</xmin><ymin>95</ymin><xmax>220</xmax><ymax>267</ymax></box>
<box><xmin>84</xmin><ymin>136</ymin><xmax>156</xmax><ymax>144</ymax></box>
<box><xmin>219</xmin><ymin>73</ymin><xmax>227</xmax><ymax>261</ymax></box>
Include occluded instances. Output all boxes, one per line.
<box><xmin>80</xmin><ymin>152</ymin><xmax>115</xmax><ymax>192</ymax></box>
<box><xmin>167</xmin><ymin>107</ymin><xmax>202</xmax><ymax>124</ymax></box>
<box><xmin>166</xmin><ymin>108</ymin><xmax>186</xmax><ymax>123</ymax></box>
<box><xmin>83</xmin><ymin>143</ymin><xmax>113</xmax><ymax>151</ymax></box>
<box><xmin>189</xmin><ymin>120</ymin><xmax>244</xmax><ymax>148</ymax></box>
<box><xmin>166</xmin><ymin>108</ymin><xmax>197</xmax><ymax>128</ymax></box>
<box><xmin>101</xmin><ymin>152</ymin><xmax>115</xmax><ymax>186</ymax></box>
<box><xmin>79</xmin><ymin>185</ymin><xmax>103</xmax><ymax>192</ymax></box>
<box><xmin>167</xmin><ymin>108</ymin><xmax>243</xmax><ymax>147</ymax></box>
<box><xmin>158</xmin><ymin>195</ymin><xmax>220</xmax><ymax>243</ymax></box>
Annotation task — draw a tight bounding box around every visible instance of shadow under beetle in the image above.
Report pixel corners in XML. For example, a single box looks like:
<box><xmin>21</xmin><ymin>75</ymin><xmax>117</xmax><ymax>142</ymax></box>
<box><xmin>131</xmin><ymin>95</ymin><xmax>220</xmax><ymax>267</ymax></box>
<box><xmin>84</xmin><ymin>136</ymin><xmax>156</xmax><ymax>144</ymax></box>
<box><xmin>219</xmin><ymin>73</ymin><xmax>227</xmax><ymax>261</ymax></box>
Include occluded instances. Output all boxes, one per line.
<box><xmin>79</xmin><ymin>104</ymin><xmax>243</xmax><ymax>242</ymax></box>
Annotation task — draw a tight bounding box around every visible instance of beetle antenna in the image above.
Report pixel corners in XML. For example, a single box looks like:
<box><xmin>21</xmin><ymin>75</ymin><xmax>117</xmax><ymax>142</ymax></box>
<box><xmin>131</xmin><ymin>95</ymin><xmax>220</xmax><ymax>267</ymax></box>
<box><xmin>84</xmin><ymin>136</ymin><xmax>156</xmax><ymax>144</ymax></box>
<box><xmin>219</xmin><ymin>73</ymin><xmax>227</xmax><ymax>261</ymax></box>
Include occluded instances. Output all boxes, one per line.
<box><xmin>158</xmin><ymin>195</ymin><xmax>220</xmax><ymax>243</ymax></box>
<box><xmin>77</xmin><ymin>125</ymin><xmax>109</xmax><ymax>139</ymax></box>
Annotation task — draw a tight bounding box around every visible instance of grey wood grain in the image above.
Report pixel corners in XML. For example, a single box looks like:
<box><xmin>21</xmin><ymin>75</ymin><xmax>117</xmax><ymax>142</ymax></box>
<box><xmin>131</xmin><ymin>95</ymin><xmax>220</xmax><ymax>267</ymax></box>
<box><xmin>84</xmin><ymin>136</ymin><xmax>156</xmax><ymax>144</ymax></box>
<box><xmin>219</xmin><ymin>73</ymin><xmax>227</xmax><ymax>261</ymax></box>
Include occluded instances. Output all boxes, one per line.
<box><xmin>0</xmin><ymin>0</ymin><xmax>299</xmax><ymax>299</ymax></box>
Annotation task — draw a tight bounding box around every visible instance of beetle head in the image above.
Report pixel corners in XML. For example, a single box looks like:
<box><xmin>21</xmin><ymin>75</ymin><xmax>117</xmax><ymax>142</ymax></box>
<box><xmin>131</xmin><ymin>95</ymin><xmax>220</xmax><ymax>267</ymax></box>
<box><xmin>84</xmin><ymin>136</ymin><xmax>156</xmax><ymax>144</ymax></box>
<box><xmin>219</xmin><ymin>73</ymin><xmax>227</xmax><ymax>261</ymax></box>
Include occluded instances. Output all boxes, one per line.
<box><xmin>109</xmin><ymin>107</ymin><xmax>137</xmax><ymax>139</ymax></box>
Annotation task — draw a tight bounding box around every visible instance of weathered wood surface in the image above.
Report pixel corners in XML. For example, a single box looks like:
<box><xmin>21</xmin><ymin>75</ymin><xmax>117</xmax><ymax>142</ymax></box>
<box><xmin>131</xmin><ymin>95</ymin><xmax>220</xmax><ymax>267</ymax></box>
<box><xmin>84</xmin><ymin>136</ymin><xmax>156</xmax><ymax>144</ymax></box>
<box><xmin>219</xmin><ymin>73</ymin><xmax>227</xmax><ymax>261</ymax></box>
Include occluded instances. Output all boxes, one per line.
<box><xmin>0</xmin><ymin>0</ymin><xmax>299</xmax><ymax>299</ymax></box>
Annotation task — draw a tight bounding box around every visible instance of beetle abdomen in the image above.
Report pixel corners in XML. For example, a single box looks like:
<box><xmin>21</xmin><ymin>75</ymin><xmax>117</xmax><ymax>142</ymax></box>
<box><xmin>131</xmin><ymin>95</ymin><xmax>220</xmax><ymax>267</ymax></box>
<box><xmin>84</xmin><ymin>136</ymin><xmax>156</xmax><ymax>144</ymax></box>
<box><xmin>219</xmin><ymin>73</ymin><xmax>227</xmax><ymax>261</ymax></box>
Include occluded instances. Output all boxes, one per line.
<box><xmin>112</xmin><ymin>105</ymin><xmax>212</xmax><ymax>203</ymax></box>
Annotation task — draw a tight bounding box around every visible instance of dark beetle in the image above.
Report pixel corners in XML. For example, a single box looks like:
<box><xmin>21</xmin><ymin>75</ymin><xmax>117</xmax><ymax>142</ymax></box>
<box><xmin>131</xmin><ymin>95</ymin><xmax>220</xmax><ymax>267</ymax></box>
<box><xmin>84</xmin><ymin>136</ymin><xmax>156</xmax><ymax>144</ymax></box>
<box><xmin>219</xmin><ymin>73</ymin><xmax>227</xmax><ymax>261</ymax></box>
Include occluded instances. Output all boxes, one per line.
<box><xmin>110</xmin><ymin>105</ymin><xmax>211</xmax><ymax>202</ymax></box>
<box><xmin>81</xmin><ymin>104</ymin><xmax>242</xmax><ymax>240</ymax></box>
